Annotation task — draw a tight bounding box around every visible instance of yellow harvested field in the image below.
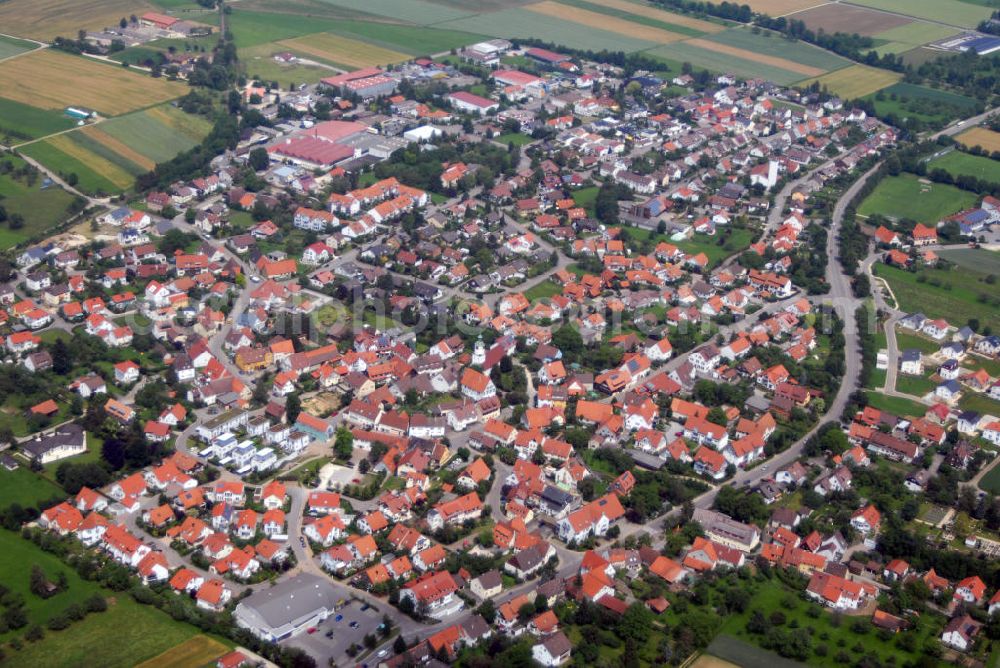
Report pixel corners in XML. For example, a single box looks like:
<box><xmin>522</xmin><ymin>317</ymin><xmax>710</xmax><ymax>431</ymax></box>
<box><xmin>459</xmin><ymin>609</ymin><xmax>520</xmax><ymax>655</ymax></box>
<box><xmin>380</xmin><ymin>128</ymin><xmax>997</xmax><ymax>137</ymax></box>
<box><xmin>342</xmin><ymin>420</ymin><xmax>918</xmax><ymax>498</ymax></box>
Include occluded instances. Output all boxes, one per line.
<box><xmin>956</xmin><ymin>127</ymin><xmax>1000</xmax><ymax>153</ymax></box>
<box><xmin>0</xmin><ymin>50</ymin><xmax>187</xmax><ymax>116</ymax></box>
<box><xmin>591</xmin><ymin>0</ymin><xmax>724</xmax><ymax>33</ymax></box>
<box><xmin>135</xmin><ymin>635</ymin><xmax>230</xmax><ymax>668</ymax></box>
<box><xmin>81</xmin><ymin>126</ymin><xmax>157</xmax><ymax>171</ymax></box>
<box><xmin>529</xmin><ymin>1</ymin><xmax>687</xmax><ymax>43</ymax></box>
<box><xmin>0</xmin><ymin>0</ymin><xmax>152</xmax><ymax>41</ymax></box>
<box><xmin>740</xmin><ymin>0</ymin><xmax>829</xmax><ymax>15</ymax></box>
<box><xmin>278</xmin><ymin>33</ymin><xmax>410</xmax><ymax>69</ymax></box>
<box><xmin>800</xmin><ymin>63</ymin><xmax>902</xmax><ymax>98</ymax></box>
<box><xmin>46</xmin><ymin>134</ymin><xmax>135</xmax><ymax>188</ymax></box>
<box><xmin>684</xmin><ymin>37</ymin><xmax>825</xmax><ymax>76</ymax></box>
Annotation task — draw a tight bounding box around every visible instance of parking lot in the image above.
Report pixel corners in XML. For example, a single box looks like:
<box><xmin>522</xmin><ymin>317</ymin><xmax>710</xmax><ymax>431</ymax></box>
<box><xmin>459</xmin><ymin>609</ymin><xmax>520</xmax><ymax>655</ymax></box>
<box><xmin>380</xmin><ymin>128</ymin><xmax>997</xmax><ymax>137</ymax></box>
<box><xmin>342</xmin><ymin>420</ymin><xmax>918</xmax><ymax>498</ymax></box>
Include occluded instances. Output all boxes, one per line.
<box><xmin>284</xmin><ymin>597</ymin><xmax>386</xmax><ymax>665</ymax></box>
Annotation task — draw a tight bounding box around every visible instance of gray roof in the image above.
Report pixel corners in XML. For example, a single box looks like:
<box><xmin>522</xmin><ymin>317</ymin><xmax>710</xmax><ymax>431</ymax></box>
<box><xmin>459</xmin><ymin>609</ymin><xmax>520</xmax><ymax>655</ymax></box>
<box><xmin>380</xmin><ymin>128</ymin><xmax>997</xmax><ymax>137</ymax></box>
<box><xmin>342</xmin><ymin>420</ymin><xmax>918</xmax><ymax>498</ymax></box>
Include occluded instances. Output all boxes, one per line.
<box><xmin>234</xmin><ymin>573</ymin><xmax>337</xmax><ymax>636</ymax></box>
<box><xmin>21</xmin><ymin>423</ymin><xmax>84</xmax><ymax>460</ymax></box>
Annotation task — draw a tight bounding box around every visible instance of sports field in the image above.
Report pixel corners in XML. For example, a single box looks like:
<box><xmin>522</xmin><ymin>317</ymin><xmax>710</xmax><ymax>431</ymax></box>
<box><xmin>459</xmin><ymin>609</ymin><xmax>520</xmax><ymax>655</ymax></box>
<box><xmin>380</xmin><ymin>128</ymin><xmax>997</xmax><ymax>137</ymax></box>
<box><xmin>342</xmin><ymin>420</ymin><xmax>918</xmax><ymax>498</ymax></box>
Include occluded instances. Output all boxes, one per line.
<box><xmin>848</xmin><ymin>0</ymin><xmax>992</xmax><ymax>28</ymax></box>
<box><xmin>527</xmin><ymin>1</ymin><xmax>688</xmax><ymax>43</ymax></box>
<box><xmin>928</xmin><ymin>151</ymin><xmax>1000</xmax><ymax>182</ymax></box>
<box><xmin>0</xmin><ymin>97</ymin><xmax>76</xmax><ymax>142</ymax></box>
<box><xmin>0</xmin><ymin>50</ymin><xmax>186</xmax><ymax>116</ymax></box>
<box><xmin>858</xmin><ymin>173</ymin><xmax>977</xmax><ymax>223</ymax></box>
<box><xmin>0</xmin><ymin>0</ymin><xmax>153</xmax><ymax>41</ymax></box>
<box><xmin>794</xmin><ymin>3</ymin><xmax>910</xmax><ymax>35</ymax></box>
<box><xmin>134</xmin><ymin>635</ymin><xmax>231</xmax><ymax>668</ymax></box>
<box><xmin>279</xmin><ymin>33</ymin><xmax>411</xmax><ymax>69</ymax></box>
<box><xmin>801</xmin><ymin>64</ymin><xmax>902</xmax><ymax>98</ymax></box>
<box><xmin>957</xmin><ymin>127</ymin><xmax>1000</xmax><ymax>153</ymax></box>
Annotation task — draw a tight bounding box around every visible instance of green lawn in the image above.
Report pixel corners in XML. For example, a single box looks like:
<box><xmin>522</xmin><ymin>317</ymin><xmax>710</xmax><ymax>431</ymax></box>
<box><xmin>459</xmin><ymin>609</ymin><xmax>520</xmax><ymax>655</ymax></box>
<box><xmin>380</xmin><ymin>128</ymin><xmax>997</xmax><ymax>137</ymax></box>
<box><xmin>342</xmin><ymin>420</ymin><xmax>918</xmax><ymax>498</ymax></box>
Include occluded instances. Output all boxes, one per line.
<box><xmin>0</xmin><ymin>154</ymin><xmax>78</xmax><ymax>248</ymax></box>
<box><xmin>621</xmin><ymin>225</ymin><xmax>755</xmax><ymax>268</ymax></box>
<box><xmin>895</xmin><ymin>372</ymin><xmax>936</xmax><ymax>397</ymax></box>
<box><xmin>571</xmin><ymin>186</ymin><xmax>599</xmax><ymax>215</ymax></box>
<box><xmin>980</xmin><ymin>462</ymin><xmax>1000</xmax><ymax>493</ymax></box>
<box><xmin>873</xmin><ymin>262</ymin><xmax>1000</xmax><ymax>333</ymax></box>
<box><xmin>958</xmin><ymin>392</ymin><xmax>1000</xmax><ymax>416</ymax></box>
<box><xmin>0</xmin><ymin>466</ymin><xmax>64</xmax><ymax>509</ymax></box>
<box><xmin>675</xmin><ymin>229</ymin><xmax>755</xmax><ymax>268</ymax></box>
<box><xmin>938</xmin><ymin>248</ymin><xmax>1000</xmax><ymax>274</ymax></box>
<box><xmin>865</xmin><ymin>391</ymin><xmax>927</xmax><ymax>417</ymax></box>
<box><xmin>858</xmin><ymin>173</ymin><xmax>978</xmax><ymax>223</ymax></box>
<box><xmin>928</xmin><ymin>150</ymin><xmax>1000</xmax><ymax>182</ymax></box>
<box><xmin>0</xmin><ymin>97</ymin><xmax>76</xmax><ymax>142</ymax></box>
<box><xmin>717</xmin><ymin>576</ymin><xmax>944</xmax><ymax>667</ymax></box>
<box><xmin>524</xmin><ymin>280</ymin><xmax>561</xmax><ymax>302</ymax></box>
<box><xmin>895</xmin><ymin>329</ymin><xmax>940</xmax><ymax>354</ymax></box>
<box><xmin>496</xmin><ymin>132</ymin><xmax>533</xmax><ymax>147</ymax></box>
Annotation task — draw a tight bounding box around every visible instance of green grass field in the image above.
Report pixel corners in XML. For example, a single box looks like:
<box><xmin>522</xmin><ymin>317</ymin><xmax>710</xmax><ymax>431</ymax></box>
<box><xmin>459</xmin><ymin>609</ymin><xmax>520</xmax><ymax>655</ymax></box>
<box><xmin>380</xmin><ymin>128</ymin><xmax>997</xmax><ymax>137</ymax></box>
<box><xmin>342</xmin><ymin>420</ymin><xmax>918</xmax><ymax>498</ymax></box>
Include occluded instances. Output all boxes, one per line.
<box><xmin>571</xmin><ymin>186</ymin><xmax>599</xmax><ymax>215</ymax></box>
<box><xmin>439</xmin><ymin>7</ymin><xmax>658</xmax><ymax>53</ymax></box>
<box><xmin>648</xmin><ymin>41</ymin><xmax>807</xmax><ymax>85</ymax></box>
<box><xmin>315</xmin><ymin>0</ymin><xmax>472</xmax><ymax>24</ymax></box>
<box><xmin>959</xmin><ymin>392</ymin><xmax>1000</xmax><ymax>417</ymax></box>
<box><xmin>938</xmin><ymin>248</ymin><xmax>1000</xmax><ymax>274</ymax></box>
<box><xmin>980</xmin><ymin>463</ymin><xmax>1000</xmax><ymax>493</ymax></box>
<box><xmin>98</xmin><ymin>104</ymin><xmax>212</xmax><ymax>164</ymax></box>
<box><xmin>239</xmin><ymin>45</ymin><xmax>341</xmax><ymax>86</ymax></box>
<box><xmin>895</xmin><ymin>372</ymin><xmax>937</xmax><ymax>397</ymax></box>
<box><xmin>870</xmin><ymin>22</ymin><xmax>959</xmax><ymax>55</ymax></box>
<box><xmin>0</xmin><ymin>97</ymin><xmax>76</xmax><ymax>143</ymax></box>
<box><xmin>703</xmin><ymin>27</ymin><xmax>851</xmax><ymax>71</ymax></box>
<box><xmin>874</xmin><ymin>262</ymin><xmax>1000</xmax><ymax>332</ymax></box>
<box><xmin>895</xmin><ymin>329</ymin><xmax>940</xmax><ymax>354</ymax></box>
<box><xmin>865</xmin><ymin>391</ymin><xmax>928</xmax><ymax>417</ymax></box>
<box><xmin>557</xmin><ymin>0</ymin><xmax>711</xmax><ymax>37</ymax></box>
<box><xmin>524</xmin><ymin>280</ymin><xmax>562</xmax><ymax>302</ymax></box>
<box><xmin>20</xmin><ymin>139</ymin><xmax>124</xmax><ymax>196</ymax></box>
<box><xmin>0</xmin><ymin>466</ymin><xmax>64</xmax><ymax>509</ymax></box>
<box><xmin>866</xmin><ymin>82</ymin><xmax>979</xmax><ymax>125</ymax></box>
<box><xmin>0</xmin><ymin>35</ymin><xmax>37</xmax><ymax>60</ymax></box>
<box><xmin>716</xmin><ymin>576</ymin><xmax>944</xmax><ymax>667</ymax></box>
<box><xmin>496</xmin><ymin>132</ymin><xmax>533</xmax><ymax>147</ymax></box>
<box><xmin>328</xmin><ymin>21</ymin><xmax>487</xmax><ymax>55</ymax></box>
<box><xmin>929</xmin><ymin>150</ymin><xmax>1000</xmax><ymax>182</ymax></box>
<box><xmin>858</xmin><ymin>173</ymin><xmax>978</xmax><ymax>223</ymax></box>
<box><xmin>849</xmin><ymin>0</ymin><xmax>993</xmax><ymax>28</ymax></box>
<box><xmin>227</xmin><ymin>9</ymin><xmax>349</xmax><ymax>48</ymax></box>
<box><xmin>0</xmin><ymin>154</ymin><xmax>78</xmax><ymax>248</ymax></box>
<box><xmin>0</xmin><ymin>530</ymin><xmax>102</xmax><ymax>640</ymax></box>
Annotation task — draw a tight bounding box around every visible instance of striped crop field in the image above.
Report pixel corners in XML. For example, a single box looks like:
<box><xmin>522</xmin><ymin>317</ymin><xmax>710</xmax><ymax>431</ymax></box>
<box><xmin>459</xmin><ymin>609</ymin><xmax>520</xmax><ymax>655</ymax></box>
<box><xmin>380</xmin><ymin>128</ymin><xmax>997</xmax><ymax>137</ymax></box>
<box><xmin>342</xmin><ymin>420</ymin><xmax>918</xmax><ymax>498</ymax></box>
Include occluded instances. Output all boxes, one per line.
<box><xmin>279</xmin><ymin>33</ymin><xmax>411</xmax><ymax>69</ymax></box>
<box><xmin>97</xmin><ymin>104</ymin><xmax>213</xmax><ymax>164</ymax></box>
<box><xmin>583</xmin><ymin>0</ymin><xmax>723</xmax><ymax>33</ymax></box>
<box><xmin>527</xmin><ymin>1</ymin><xmax>688</xmax><ymax>43</ymax></box>
<box><xmin>0</xmin><ymin>50</ymin><xmax>186</xmax><ymax>116</ymax></box>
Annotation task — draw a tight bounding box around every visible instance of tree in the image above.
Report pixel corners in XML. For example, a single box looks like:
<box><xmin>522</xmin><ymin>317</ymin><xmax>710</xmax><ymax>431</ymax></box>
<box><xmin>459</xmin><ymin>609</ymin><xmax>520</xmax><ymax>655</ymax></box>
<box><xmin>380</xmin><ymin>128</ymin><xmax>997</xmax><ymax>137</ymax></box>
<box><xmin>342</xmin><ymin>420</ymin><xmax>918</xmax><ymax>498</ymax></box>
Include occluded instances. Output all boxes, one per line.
<box><xmin>285</xmin><ymin>393</ymin><xmax>301</xmax><ymax>424</ymax></box>
<box><xmin>248</xmin><ymin>147</ymin><xmax>269</xmax><ymax>171</ymax></box>
<box><xmin>29</xmin><ymin>566</ymin><xmax>50</xmax><ymax>599</ymax></box>
<box><xmin>618</xmin><ymin>602</ymin><xmax>653</xmax><ymax>643</ymax></box>
<box><xmin>51</xmin><ymin>339</ymin><xmax>71</xmax><ymax>375</ymax></box>
<box><xmin>334</xmin><ymin>426</ymin><xmax>354</xmax><ymax>461</ymax></box>
<box><xmin>393</xmin><ymin>635</ymin><xmax>408</xmax><ymax>654</ymax></box>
